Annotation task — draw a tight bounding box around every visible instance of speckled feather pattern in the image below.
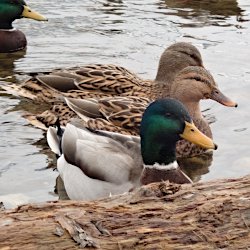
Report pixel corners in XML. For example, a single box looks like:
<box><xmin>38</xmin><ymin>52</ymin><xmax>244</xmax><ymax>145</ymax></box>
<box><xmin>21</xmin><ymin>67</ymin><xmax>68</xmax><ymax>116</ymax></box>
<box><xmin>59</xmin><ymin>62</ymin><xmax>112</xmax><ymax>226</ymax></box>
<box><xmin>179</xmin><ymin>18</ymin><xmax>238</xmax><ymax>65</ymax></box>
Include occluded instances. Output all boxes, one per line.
<box><xmin>2</xmin><ymin>42</ymin><xmax>212</xmax><ymax>158</ymax></box>
<box><xmin>23</xmin><ymin>66</ymin><xmax>216</xmax><ymax>158</ymax></box>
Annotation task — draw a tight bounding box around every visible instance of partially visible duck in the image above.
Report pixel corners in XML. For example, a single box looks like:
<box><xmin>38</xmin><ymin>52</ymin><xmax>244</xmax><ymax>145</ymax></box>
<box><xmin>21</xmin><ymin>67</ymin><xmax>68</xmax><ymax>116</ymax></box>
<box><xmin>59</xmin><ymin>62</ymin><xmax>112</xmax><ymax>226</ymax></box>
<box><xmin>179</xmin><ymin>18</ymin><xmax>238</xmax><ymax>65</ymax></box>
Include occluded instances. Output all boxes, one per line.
<box><xmin>0</xmin><ymin>0</ymin><xmax>47</xmax><ymax>53</ymax></box>
<box><xmin>47</xmin><ymin>98</ymin><xmax>217</xmax><ymax>201</ymax></box>
<box><xmin>43</xmin><ymin>66</ymin><xmax>236</xmax><ymax>158</ymax></box>
<box><xmin>2</xmin><ymin>42</ymin><xmax>203</xmax><ymax>100</ymax></box>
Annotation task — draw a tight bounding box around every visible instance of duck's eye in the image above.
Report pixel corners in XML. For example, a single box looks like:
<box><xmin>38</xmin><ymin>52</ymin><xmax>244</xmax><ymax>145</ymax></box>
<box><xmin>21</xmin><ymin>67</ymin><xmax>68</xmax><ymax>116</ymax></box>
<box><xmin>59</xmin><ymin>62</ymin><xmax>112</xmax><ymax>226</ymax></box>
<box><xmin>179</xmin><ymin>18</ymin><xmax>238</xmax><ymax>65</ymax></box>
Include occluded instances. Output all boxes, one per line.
<box><xmin>190</xmin><ymin>129</ymin><xmax>195</xmax><ymax>132</ymax></box>
<box><xmin>165</xmin><ymin>112</ymin><xmax>172</xmax><ymax>117</ymax></box>
<box><xmin>214</xmin><ymin>90</ymin><xmax>219</xmax><ymax>94</ymax></box>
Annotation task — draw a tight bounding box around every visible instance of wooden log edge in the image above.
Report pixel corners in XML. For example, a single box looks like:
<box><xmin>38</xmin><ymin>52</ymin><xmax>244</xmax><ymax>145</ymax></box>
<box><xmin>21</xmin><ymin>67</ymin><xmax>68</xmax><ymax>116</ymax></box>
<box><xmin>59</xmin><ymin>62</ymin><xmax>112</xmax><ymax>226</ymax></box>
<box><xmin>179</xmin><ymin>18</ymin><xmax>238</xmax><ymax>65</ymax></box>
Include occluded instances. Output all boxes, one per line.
<box><xmin>0</xmin><ymin>175</ymin><xmax>250</xmax><ymax>249</ymax></box>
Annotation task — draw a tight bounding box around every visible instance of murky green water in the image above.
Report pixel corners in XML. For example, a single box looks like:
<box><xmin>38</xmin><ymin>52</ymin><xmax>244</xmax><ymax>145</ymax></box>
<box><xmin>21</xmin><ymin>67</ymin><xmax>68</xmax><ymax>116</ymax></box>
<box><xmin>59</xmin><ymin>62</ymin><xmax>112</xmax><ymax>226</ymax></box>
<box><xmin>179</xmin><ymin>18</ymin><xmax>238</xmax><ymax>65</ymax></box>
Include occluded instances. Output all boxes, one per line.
<box><xmin>0</xmin><ymin>0</ymin><xmax>250</xmax><ymax>208</ymax></box>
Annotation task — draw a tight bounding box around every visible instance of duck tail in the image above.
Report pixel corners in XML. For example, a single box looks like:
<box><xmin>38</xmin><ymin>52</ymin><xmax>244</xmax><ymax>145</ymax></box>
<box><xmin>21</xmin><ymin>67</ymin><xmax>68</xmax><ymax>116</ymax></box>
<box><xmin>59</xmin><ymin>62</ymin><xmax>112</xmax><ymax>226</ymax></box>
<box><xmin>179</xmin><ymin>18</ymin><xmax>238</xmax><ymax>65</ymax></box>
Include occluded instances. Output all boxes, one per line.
<box><xmin>55</xmin><ymin>118</ymin><xmax>64</xmax><ymax>138</ymax></box>
<box><xmin>47</xmin><ymin>118</ymin><xmax>64</xmax><ymax>157</ymax></box>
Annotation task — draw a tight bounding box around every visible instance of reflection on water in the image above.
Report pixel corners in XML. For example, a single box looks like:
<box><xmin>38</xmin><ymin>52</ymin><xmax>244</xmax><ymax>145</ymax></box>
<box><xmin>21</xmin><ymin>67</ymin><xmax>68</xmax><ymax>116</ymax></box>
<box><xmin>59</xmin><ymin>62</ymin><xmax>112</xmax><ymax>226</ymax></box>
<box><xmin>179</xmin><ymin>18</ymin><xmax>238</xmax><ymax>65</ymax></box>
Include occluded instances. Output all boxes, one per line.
<box><xmin>9</xmin><ymin>98</ymin><xmax>51</xmax><ymax>115</ymax></box>
<box><xmin>0</xmin><ymin>95</ymin><xmax>58</xmax><ymax>208</ymax></box>
<box><xmin>100</xmin><ymin>0</ymin><xmax>125</xmax><ymax>15</ymax></box>
<box><xmin>0</xmin><ymin>0</ymin><xmax>250</xmax><ymax>206</ymax></box>
<box><xmin>0</xmin><ymin>50</ymin><xmax>26</xmax><ymax>82</ymax></box>
<box><xmin>55</xmin><ymin>175</ymin><xmax>69</xmax><ymax>200</ymax></box>
<box><xmin>178</xmin><ymin>153</ymin><xmax>213</xmax><ymax>182</ymax></box>
<box><xmin>164</xmin><ymin>0</ymin><xmax>244</xmax><ymax>17</ymax></box>
<box><xmin>160</xmin><ymin>0</ymin><xmax>246</xmax><ymax>27</ymax></box>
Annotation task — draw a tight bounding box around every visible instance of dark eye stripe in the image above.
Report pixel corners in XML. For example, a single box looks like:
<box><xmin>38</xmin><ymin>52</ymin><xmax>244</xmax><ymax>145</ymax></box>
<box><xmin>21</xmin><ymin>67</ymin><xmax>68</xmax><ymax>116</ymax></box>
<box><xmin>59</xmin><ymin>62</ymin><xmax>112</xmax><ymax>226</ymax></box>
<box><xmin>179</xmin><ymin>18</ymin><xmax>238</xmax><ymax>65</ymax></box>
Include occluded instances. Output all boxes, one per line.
<box><xmin>178</xmin><ymin>51</ymin><xmax>200</xmax><ymax>63</ymax></box>
<box><xmin>183</xmin><ymin>76</ymin><xmax>211</xmax><ymax>86</ymax></box>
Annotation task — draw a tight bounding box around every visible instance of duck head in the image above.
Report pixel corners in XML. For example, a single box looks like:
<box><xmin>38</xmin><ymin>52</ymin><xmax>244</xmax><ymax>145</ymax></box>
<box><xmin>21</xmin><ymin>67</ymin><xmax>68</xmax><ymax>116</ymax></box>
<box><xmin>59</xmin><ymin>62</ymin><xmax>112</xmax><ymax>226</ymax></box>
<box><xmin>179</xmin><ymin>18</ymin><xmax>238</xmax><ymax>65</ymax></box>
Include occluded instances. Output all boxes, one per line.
<box><xmin>170</xmin><ymin>66</ymin><xmax>237</xmax><ymax>118</ymax></box>
<box><xmin>0</xmin><ymin>0</ymin><xmax>47</xmax><ymax>29</ymax></box>
<box><xmin>155</xmin><ymin>42</ymin><xmax>204</xmax><ymax>84</ymax></box>
<box><xmin>140</xmin><ymin>98</ymin><xmax>217</xmax><ymax>166</ymax></box>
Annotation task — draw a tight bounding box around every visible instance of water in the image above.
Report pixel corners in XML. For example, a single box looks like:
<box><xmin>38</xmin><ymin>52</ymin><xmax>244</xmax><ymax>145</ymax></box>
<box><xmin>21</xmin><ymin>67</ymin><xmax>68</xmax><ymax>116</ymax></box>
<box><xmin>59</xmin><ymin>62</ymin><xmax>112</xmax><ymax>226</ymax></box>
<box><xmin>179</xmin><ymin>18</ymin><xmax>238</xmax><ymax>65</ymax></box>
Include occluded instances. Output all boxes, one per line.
<box><xmin>0</xmin><ymin>0</ymin><xmax>250</xmax><ymax>207</ymax></box>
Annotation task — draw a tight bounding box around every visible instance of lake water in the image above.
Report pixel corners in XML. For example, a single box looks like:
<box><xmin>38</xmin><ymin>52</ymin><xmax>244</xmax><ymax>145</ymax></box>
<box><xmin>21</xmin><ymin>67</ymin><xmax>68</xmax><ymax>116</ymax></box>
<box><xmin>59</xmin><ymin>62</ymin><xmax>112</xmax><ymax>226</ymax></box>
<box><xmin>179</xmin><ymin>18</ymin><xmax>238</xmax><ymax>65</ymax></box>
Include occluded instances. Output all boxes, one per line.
<box><xmin>0</xmin><ymin>0</ymin><xmax>250</xmax><ymax>208</ymax></box>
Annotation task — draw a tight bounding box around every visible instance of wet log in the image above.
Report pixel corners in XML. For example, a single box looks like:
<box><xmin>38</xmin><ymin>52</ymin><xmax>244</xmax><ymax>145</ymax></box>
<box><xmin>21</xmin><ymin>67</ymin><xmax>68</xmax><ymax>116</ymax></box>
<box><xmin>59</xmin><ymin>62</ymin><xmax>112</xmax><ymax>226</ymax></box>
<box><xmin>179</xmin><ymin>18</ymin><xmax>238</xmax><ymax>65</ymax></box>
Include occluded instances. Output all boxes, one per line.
<box><xmin>0</xmin><ymin>175</ymin><xmax>250</xmax><ymax>250</ymax></box>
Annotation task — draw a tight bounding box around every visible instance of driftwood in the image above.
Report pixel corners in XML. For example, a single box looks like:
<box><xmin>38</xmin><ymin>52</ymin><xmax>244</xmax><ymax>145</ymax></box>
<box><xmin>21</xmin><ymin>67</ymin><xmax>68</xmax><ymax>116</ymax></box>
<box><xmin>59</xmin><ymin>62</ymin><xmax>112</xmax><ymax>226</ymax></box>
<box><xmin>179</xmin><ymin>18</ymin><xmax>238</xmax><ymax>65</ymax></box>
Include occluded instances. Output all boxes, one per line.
<box><xmin>0</xmin><ymin>175</ymin><xmax>250</xmax><ymax>250</ymax></box>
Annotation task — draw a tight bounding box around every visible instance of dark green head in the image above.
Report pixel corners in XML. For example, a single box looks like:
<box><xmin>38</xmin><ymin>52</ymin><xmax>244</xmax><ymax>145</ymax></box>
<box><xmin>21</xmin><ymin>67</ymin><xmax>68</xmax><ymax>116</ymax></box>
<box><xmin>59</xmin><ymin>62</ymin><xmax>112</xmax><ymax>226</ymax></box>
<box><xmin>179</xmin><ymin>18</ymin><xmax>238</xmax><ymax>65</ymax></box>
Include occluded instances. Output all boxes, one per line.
<box><xmin>140</xmin><ymin>98</ymin><xmax>216</xmax><ymax>165</ymax></box>
<box><xmin>0</xmin><ymin>0</ymin><xmax>47</xmax><ymax>29</ymax></box>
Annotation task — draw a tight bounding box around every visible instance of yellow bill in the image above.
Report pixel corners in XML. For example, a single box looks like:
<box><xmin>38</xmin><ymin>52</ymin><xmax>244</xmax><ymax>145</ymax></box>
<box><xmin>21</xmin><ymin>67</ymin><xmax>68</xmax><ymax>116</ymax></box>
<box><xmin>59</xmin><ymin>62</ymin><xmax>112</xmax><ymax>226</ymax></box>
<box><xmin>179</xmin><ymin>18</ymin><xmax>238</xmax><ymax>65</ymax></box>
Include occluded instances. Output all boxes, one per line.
<box><xmin>180</xmin><ymin>121</ymin><xmax>217</xmax><ymax>150</ymax></box>
<box><xmin>22</xmin><ymin>5</ymin><xmax>48</xmax><ymax>21</ymax></box>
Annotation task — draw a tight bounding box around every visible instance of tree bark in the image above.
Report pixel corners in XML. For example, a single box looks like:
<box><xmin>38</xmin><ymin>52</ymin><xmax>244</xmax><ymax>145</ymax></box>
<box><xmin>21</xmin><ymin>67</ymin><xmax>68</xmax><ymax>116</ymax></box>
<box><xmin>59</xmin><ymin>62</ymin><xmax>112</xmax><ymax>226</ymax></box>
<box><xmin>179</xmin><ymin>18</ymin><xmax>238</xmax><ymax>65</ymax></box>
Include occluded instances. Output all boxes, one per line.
<box><xmin>0</xmin><ymin>175</ymin><xmax>250</xmax><ymax>250</ymax></box>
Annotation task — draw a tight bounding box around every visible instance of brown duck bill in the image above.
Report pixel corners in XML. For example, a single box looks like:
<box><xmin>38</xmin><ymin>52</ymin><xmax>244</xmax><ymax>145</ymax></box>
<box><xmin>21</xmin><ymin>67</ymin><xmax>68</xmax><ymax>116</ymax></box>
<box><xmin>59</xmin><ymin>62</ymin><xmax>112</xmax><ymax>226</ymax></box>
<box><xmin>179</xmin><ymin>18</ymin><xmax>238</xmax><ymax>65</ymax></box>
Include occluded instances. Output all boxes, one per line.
<box><xmin>210</xmin><ymin>89</ymin><xmax>238</xmax><ymax>107</ymax></box>
<box><xmin>180</xmin><ymin>121</ymin><xmax>217</xmax><ymax>150</ymax></box>
<box><xmin>22</xmin><ymin>5</ymin><xmax>48</xmax><ymax>21</ymax></box>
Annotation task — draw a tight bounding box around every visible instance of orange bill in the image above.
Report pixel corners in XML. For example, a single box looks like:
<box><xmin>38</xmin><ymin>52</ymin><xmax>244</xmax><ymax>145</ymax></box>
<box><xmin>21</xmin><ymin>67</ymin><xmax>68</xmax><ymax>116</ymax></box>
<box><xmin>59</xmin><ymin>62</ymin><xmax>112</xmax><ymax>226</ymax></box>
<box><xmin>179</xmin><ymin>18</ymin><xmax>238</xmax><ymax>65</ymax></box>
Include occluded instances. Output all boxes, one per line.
<box><xmin>210</xmin><ymin>89</ymin><xmax>237</xmax><ymax>107</ymax></box>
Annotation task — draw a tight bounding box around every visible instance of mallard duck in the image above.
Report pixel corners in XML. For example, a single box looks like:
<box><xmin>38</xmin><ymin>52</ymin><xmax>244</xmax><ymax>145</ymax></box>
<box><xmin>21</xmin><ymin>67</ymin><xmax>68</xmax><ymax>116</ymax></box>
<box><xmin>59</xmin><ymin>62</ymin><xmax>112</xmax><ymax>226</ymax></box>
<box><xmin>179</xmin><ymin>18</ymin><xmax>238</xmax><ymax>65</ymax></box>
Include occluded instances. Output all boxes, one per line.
<box><xmin>47</xmin><ymin>98</ymin><xmax>217</xmax><ymax>201</ymax></box>
<box><xmin>2</xmin><ymin>42</ymin><xmax>203</xmax><ymax>100</ymax></box>
<box><xmin>0</xmin><ymin>0</ymin><xmax>47</xmax><ymax>53</ymax></box>
<box><xmin>37</xmin><ymin>66</ymin><xmax>236</xmax><ymax>158</ymax></box>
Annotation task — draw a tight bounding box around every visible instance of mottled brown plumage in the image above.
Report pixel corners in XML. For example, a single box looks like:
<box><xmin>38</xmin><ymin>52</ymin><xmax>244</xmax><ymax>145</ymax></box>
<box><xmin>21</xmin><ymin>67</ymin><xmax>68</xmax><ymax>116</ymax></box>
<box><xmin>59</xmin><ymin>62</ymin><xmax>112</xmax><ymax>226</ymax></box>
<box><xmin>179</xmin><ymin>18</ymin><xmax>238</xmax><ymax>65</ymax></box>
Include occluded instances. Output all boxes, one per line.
<box><xmin>63</xmin><ymin>66</ymin><xmax>237</xmax><ymax>158</ymax></box>
<box><xmin>2</xmin><ymin>42</ymin><xmax>203</xmax><ymax>101</ymax></box>
<box><xmin>2</xmin><ymin>43</ymin><xmax>236</xmax><ymax>158</ymax></box>
<box><xmin>29</xmin><ymin>66</ymin><xmax>236</xmax><ymax>158</ymax></box>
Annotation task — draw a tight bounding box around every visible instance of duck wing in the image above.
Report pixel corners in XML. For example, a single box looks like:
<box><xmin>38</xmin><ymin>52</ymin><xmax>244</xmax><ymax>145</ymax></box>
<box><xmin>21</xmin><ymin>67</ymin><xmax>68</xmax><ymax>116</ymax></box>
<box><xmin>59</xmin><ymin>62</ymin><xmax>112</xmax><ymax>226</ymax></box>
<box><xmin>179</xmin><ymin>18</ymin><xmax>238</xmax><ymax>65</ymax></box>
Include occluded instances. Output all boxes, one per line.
<box><xmin>65</xmin><ymin>96</ymin><xmax>150</xmax><ymax>135</ymax></box>
<box><xmin>72</xmin><ymin>64</ymin><xmax>149</xmax><ymax>93</ymax></box>
<box><xmin>62</xmin><ymin>124</ymin><xmax>141</xmax><ymax>184</ymax></box>
<box><xmin>61</xmin><ymin>123</ymin><xmax>142</xmax><ymax>184</ymax></box>
<box><xmin>58</xmin><ymin>155</ymin><xmax>135</xmax><ymax>201</ymax></box>
<box><xmin>47</xmin><ymin>122</ymin><xmax>143</xmax><ymax>200</ymax></box>
<box><xmin>2</xmin><ymin>64</ymin><xmax>150</xmax><ymax>102</ymax></box>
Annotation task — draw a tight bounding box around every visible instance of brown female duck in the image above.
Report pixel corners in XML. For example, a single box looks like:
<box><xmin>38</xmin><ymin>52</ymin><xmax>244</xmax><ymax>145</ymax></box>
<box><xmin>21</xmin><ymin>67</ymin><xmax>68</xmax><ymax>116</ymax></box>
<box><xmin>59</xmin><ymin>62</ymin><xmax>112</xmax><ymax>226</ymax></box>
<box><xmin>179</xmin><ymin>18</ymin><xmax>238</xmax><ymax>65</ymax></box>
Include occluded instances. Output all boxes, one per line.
<box><xmin>70</xmin><ymin>66</ymin><xmax>236</xmax><ymax>157</ymax></box>
<box><xmin>0</xmin><ymin>0</ymin><xmax>47</xmax><ymax>53</ymax></box>
<box><xmin>3</xmin><ymin>42</ymin><xmax>203</xmax><ymax>100</ymax></box>
<box><xmin>31</xmin><ymin>66</ymin><xmax>237</xmax><ymax>158</ymax></box>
